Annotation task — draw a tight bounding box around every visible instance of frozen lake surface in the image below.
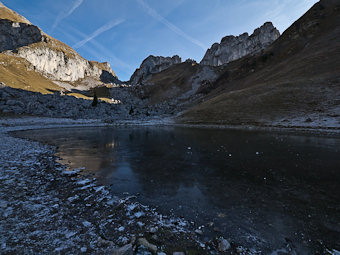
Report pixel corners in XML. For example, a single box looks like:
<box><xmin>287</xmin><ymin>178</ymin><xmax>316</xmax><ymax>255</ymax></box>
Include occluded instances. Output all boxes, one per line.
<box><xmin>16</xmin><ymin>126</ymin><xmax>340</xmax><ymax>253</ymax></box>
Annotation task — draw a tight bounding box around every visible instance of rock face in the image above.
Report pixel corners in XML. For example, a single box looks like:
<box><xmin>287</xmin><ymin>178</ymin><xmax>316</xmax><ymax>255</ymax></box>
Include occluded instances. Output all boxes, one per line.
<box><xmin>0</xmin><ymin>20</ymin><xmax>42</xmax><ymax>52</ymax></box>
<box><xmin>16</xmin><ymin>45</ymin><xmax>118</xmax><ymax>82</ymax></box>
<box><xmin>200</xmin><ymin>22</ymin><xmax>280</xmax><ymax>66</ymax></box>
<box><xmin>130</xmin><ymin>55</ymin><xmax>181</xmax><ymax>85</ymax></box>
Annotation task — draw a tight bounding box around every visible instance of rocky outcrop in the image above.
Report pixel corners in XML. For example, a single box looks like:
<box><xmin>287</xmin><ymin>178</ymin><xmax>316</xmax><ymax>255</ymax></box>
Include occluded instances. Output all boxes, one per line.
<box><xmin>130</xmin><ymin>55</ymin><xmax>181</xmax><ymax>85</ymax></box>
<box><xmin>0</xmin><ymin>20</ymin><xmax>42</xmax><ymax>52</ymax></box>
<box><xmin>200</xmin><ymin>22</ymin><xmax>280</xmax><ymax>66</ymax></box>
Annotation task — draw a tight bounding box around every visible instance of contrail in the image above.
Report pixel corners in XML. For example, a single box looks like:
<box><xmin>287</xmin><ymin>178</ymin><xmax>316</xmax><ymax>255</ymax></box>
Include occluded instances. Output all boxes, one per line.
<box><xmin>52</xmin><ymin>0</ymin><xmax>84</xmax><ymax>30</ymax></box>
<box><xmin>136</xmin><ymin>0</ymin><xmax>206</xmax><ymax>50</ymax></box>
<box><xmin>63</xmin><ymin>26</ymin><xmax>133</xmax><ymax>71</ymax></box>
<box><xmin>73</xmin><ymin>19</ymin><xmax>124</xmax><ymax>49</ymax></box>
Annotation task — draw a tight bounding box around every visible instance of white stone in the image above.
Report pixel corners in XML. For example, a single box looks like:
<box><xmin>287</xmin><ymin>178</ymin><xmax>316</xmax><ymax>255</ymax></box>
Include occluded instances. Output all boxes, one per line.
<box><xmin>218</xmin><ymin>238</ymin><xmax>231</xmax><ymax>252</ymax></box>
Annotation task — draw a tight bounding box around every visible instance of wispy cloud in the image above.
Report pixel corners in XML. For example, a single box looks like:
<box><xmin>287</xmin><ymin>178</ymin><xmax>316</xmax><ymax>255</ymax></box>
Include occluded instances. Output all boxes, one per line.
<box><xmin>136</xmin><ymin>0</ymin><xmax>206</xmax><ymax>50</ymax></box>
<box><xmin>73</xmin><ymin>19</ymin><xmax>124</xmax><ymax>49</ymax></box>
<box><xmin>52</xmin><ymin>0</ymin><xmax>84</xmax><ymax>30</ymax></box>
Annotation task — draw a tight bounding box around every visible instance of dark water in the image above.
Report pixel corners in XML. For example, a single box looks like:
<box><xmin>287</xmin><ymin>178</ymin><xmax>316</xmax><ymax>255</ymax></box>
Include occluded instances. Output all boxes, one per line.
<box><xmin>15</xmin><ymin>127</ymin><xmax>340</xmax><ymax>253</ymax></box>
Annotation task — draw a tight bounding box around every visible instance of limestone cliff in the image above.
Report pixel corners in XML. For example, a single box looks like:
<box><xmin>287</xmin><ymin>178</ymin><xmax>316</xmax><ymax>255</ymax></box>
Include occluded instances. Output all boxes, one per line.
<box><xmin>200</xmin><ymin>22</ymin><xmax>280</xmax><ymax>66</ymax></box>
<box><xmin>130</xmin><ymin>55</ymin><xmax>181</xmax><ymax>85</ymax></box>
<box><xmin>16</xmin><ymin>42</ymin><xmax>117</xmax><ymax>83</ymax></box>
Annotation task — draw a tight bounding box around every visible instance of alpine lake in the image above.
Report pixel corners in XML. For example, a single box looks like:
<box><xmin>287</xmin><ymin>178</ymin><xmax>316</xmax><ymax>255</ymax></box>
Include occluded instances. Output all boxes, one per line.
<box><xmin>14</xmin><ymin>126</ymin><xmax>340</xmax><ymax>253</ymax></box>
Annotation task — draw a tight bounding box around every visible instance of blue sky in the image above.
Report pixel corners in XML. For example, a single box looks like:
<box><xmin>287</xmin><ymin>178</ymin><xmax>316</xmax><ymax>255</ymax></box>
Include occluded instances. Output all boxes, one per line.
<box><xmin>3</xmin><ymin>0</ymin><xmax>318</xmax><ymax>81</ymax></box>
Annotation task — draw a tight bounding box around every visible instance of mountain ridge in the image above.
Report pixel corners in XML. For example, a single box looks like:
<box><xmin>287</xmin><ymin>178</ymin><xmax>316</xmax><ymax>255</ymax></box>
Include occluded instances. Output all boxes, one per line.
<box><xmin>200</xmin><ymin>22</ymin><xmax>280</xmax><ymax>66</ymax></box>
<box><xmin>0</xmin><ymin>1</ymin><xmax>119</xmax><ymax>94</ymax></box>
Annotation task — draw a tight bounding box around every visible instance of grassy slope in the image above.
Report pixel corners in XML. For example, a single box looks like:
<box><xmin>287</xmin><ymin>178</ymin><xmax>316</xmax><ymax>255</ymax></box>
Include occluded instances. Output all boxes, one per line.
<box><xmin>0</xmin><ymin>53</ymin><xmax>62</xmax><ymax>94</ymax></box>
<box><xmin>178</xmin><ymin>0</ymin><xmax>340</xmax><ymax>126</ymax></box>
<box><xmin>140</xmin><ymin>62</ymin><xmax>200</xmax><ymax>104</ymax></box>
<box><xmin>0</xmin><ymin>3</ymin><xmax>30</xmax><ymax>24</ymax></box>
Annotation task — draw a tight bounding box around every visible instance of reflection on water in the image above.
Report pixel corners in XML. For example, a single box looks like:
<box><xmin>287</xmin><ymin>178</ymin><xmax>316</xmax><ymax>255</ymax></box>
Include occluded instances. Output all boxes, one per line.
<box><xmin>15</xmin><ymin>127</ymin><xmax>340</xmax><ymax>253</ymax></box>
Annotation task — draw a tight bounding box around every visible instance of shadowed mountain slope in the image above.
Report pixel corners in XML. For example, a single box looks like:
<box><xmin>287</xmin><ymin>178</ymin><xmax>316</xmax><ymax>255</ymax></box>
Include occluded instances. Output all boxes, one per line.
<box><xmin>178</xmin><ymin>0</ymin><xmax>340</xmax><ymax>127</ymax></box>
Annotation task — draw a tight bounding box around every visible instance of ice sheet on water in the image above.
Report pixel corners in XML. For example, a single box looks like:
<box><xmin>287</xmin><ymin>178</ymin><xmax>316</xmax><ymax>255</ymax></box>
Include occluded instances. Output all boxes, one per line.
<box><xmin>65</xmin><ymin>231</ymin><xmax>77</xmax><ymax>239</ymax></box>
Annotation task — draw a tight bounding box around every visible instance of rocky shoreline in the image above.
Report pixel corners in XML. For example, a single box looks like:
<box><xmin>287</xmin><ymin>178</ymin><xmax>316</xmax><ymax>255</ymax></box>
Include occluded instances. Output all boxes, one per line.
<box><xmin>0</xmin><ymin>117</ymin><xmax>250</xmax><ymax>255</ymax></box>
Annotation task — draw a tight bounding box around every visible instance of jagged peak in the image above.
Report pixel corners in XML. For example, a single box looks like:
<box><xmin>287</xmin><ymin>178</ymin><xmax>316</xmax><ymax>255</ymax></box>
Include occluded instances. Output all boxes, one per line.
<box><xmin>130</xmin><ymin>54</ymin><xmax>182</xmax><ymax>85</ymax></box>
<box><xmin>201</xmin><ymin>22</ymin><xmax>280</xmax><ymax>66</ymax></box>
<box><xmin>252</xmin><ymin>21</ymin><xmax>280</xmax><ymax>37</ymax></box>
<box><xmin>142</xmin><ymin>54</ymin><xmax>181</xmax><ymax>63</ymax></box>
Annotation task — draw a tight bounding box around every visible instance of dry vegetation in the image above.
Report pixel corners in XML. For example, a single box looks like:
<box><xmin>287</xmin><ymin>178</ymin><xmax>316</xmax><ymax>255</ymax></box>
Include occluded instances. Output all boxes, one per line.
<box><xmin>0</xmin><ymin>53</ymin><xmax>62</xmax><ymax>94</ymax></box>
<box><xmin>29</xmin><ymin>36</ymin><xmax>79</xmax><ymax>59</ymax></box>
<box><xmin>0</xmin><ymin>3</ymin><xmax>30</xmax><ymax>24</ymax></box>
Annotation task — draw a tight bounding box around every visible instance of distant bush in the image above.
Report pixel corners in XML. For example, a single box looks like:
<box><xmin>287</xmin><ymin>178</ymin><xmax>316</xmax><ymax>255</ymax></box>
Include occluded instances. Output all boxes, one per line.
<box><xmin>92</xmin><ymin>92</ymin><xmax>98</xmax><ymax>107</ymax></box>
<box><xmin>129</xmin><ymin>106</ymin><xmax>134</xmax><ymax>115</ymax></box>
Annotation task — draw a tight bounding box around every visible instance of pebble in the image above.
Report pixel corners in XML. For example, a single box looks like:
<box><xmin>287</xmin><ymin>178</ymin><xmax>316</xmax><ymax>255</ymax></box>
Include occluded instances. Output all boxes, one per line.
<box><xmin>218</xmin><ymin>238</ymin><xmax>231</xmax><ymax>252</ymax></box>
<box><xmin>134</xmin><ymin>211</ymin><xmax>144</xmax><ymax>218</ymax></box>
<box><xmin>112</xmin><ymin>243</ymin><xmax>133</xmax><ymax>255</ymax></box>
<box><xmin>97</xmin><ymin>237</ymin><xmax>114</xmax><ymax>247</ymax></box>
<box><xmin>149</xmin><ymin>227</ymin><xmax>158</xmax><ymax>234</ymax></box>
<box><xmin>82</xmin><ymin>221</ymin><xmax>92</xmax><ymax>227</ymax></box>
<box><xmin>0</xmin><ymin>201</ymin><xmax>8</xmax><ymax>208</ymax></box>
<box><xmin>195</xmin><ymin>229</ymin><xmax>203</xmax><ymax>235</ymax></box>
<box><xmin>137</xmin><ymin>238</ymin><xmax>157</xmax><ymax>253</ymax></box>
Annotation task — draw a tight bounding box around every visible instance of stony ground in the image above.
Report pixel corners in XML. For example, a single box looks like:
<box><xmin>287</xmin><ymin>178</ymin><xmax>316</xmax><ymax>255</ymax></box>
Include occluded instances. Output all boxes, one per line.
<box><xmin>0</xmin><ymin>85</ymin><xmax>179</xmax><ymax>121</ymax></box>
<box><xmin>0</xmin><ymin>117</ymin><xmax>249</xmax><ymax>255</ymax></box>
